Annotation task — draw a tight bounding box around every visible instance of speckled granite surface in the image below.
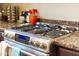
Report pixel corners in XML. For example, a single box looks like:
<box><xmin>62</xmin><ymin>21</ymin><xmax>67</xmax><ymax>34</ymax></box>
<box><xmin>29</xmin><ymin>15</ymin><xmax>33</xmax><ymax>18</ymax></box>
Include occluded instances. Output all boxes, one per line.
<box><xmin>41</xmin><ymin>18</ymin><xmax>79</xmax><ymax>27</ymax></box>
<box><xmin>0</xmin><ymin>21</ymin><xmax>17</xmax><ymax>29</ymax></box>
<box><xmin>53</xmin><ymin>31</ymin><xmax>79</xmax><ymax>51</ymax></box>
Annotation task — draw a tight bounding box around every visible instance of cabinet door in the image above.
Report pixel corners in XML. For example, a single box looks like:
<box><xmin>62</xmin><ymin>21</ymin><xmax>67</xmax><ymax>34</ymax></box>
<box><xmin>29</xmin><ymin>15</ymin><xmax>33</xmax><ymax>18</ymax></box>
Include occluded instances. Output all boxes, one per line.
<box><xmin>56</xmin><ymin>47</ymin><xmax>79</xmax><ymax>56</ymax></box>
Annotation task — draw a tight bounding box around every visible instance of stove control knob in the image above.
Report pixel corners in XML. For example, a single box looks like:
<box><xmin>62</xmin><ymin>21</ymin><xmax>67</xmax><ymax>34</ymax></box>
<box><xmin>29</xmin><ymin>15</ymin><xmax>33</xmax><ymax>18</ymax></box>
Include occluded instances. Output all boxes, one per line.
<box><xmin>5</xmin><ymin>33</ymin><xmax>9</xmax><ymax>37</ymax></box>
<box><xmin>35</xmin><ymin>41</ymin><xmax>40</xmax><ymax>47</ymax></box>
<box><xmin>7</xmin><ymin>34</ymin><xmax>9</xmax><ymax>38</ymax></box>
<box><xmin>29</xmin><ymin>40</ymin><xmax>34</xmax><ymax>46</ymax></box>
<box><xmin>41</xmin><ymin>43</ymin><xmax>47</xmax><ymax>49</ymax></box>
<box><xmin>5</xmin><ymin>33</ymin><xmax>8</xmax><ymax>37</ymax></box>
<box><xmin>10</xmin><ymin>35</ymin><xmax>15</xmax><ymax>40</ymax></box>
<box><xmin>12</xmin><ymin>36</ymin><xmax>15</xmax><ymax>40</ymax></box>
<box><xmin>9</xmin><ymin>34</ymin><xmax>11</xmax><ymax>39</ymax></box>
<box><xmin>33</xmin><ymin>41</ymin><xmax>38</xmax><ymax>46</ymax></box>
<box><xmin>9</xmin><ymin>34</ymin><xmax>11</xmax><ymax>38</ymax></box>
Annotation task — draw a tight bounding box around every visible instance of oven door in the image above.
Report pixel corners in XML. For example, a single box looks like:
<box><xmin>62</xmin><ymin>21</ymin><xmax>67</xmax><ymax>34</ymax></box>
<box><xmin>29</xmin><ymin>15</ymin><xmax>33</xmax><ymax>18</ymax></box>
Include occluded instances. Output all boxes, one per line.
<box><xmin>8</xmin><ymin>45</ymin><xmax>48</xmax><ymax>56</ymax></box>
<box><xmin>4</xmin><ymin>39</ymin><xmax>48</xmax><ymax>56</ymax></box>
<box><xmin>7</xmin><ymin>44</ymin><xmax>36</xmax><ymax>56</ymax></box>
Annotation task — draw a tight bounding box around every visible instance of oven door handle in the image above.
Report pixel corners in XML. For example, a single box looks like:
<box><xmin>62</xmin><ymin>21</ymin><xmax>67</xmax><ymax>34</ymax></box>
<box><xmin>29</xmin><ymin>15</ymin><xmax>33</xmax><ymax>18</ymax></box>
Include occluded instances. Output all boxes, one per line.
<box><xmin>20</xmin><ymin>50</ymin><xmax>36</xmax><ymax>56</ymax></box>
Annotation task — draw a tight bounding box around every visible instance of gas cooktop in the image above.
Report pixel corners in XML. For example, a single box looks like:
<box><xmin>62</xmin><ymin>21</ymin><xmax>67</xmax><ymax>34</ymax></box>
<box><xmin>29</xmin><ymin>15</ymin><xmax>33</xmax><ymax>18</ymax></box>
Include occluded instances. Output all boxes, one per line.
<box><xmin>11</xmin><ymin>23</ymin><xmax>78</xmax><ymax>39</ymax></box>
<box><xmin>4</xmin><ymin>23</ymin><xmax>79</xmax><ymax>54</ymax></box>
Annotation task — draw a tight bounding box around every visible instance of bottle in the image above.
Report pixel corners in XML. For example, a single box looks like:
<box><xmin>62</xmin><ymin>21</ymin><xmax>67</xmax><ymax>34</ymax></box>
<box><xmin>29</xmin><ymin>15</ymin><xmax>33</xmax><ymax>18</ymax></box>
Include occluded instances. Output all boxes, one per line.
<box><xmin>26</xmin><ymin>13</ymin><xmax>30</xmax><ymax>23</ymax></box>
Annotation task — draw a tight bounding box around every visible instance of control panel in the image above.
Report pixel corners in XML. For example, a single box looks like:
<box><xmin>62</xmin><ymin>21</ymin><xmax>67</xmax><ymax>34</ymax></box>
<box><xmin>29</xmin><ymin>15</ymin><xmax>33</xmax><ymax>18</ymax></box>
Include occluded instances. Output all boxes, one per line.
<box><xmin>4</xmin><ymin>29</ymin><xmax>51</xmax><ymax>53</ymax></box>
<box><xmin>29</xmin><ymin>37</ymin><xmax>50</xmax><ymax>50</ymax></box>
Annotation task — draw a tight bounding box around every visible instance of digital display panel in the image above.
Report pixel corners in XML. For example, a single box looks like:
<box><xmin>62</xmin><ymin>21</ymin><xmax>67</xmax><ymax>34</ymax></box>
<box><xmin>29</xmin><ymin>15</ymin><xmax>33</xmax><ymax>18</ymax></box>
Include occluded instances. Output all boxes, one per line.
<box><xmin>15</xmin><ymin>34</ymin><xmax>30</xmax><ymax>44</ymax></box>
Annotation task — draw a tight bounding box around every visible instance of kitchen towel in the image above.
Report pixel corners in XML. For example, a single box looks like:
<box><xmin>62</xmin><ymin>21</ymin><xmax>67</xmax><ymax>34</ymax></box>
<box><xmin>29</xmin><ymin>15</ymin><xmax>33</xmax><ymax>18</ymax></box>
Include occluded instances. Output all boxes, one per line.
<box><xmin>12</xmin><ymin>47</ymin><xmax>21</xmax><ymax>56</ymax></box>
<box><xmin>1</xmin><ymin>41</ymin><xmax>9</xmax><ymax>56</ymax></box>
<box><xmin>7</xmin><ymin>46</ymin><xmax>12</xmax><ymax>56</ymax></box>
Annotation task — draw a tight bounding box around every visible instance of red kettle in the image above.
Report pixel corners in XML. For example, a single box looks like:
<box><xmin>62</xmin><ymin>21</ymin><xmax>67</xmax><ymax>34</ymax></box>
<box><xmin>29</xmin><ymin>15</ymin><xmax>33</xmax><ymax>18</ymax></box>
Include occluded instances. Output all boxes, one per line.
<box><xmin>29</xmin><ymin>15</ymin><xmax>37</xmax><ymax>26</ymax></box>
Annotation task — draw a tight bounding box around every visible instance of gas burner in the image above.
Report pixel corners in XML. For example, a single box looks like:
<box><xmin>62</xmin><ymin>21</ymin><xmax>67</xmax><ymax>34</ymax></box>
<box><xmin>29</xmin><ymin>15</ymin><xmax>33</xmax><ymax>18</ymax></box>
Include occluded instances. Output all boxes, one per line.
<box><xmin>11</xmin><ymin>23</ymin><xmax>78</xmax><ymax>38</ymax></box>
<box><xmin>19</xmin><ymin>23</ymin><xmax>53</xmax><ymax>34</ymax></box>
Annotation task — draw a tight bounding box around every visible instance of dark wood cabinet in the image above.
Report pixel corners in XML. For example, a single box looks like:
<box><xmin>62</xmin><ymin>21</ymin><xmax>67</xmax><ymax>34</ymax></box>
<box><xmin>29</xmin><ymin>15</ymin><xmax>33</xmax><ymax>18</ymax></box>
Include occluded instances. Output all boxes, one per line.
<box><xmin>54</xmin><ymin>45</ymin><xmax>79</xmax><ymax>56</ymax></box>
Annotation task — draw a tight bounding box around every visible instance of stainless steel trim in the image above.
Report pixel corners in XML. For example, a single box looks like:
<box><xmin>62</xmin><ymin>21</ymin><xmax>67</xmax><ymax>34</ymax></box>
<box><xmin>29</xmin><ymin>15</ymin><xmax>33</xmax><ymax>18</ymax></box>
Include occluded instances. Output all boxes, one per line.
<box><xmin>4</xmin><ymin>38</ymin><xmax>49</xmax><ymax>56</ymax></box>
<box><xmin>20</xmin><ymin>50</ymin><xmax>36</xmax><ymax>56</ymax></box>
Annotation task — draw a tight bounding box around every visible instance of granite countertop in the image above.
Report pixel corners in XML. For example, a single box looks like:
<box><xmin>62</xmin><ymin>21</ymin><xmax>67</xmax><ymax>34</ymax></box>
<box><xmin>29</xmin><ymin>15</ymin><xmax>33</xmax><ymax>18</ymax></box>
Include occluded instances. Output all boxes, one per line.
<box><xmin>0</xmin><ymin>21</ymin><xmax>17</xmax><ymax>29</ymax></box>
<box><xmin>53</xmin><ymin>31</ymin><xmax>79</xmax><ymax>51</ymax></box>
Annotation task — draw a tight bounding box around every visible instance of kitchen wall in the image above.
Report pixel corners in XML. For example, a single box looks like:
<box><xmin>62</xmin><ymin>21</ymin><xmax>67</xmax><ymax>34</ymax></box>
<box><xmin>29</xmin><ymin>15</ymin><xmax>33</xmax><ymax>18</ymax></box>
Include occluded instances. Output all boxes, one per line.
<box><xmin>18</xmin><ymin>3</ymin><xmax>79</xmax><ymax>22</ymax></box>
<box><xmin>2</xmin><ymin>3</ymin><xmax>79</xmax><ymax>22</ymax></box>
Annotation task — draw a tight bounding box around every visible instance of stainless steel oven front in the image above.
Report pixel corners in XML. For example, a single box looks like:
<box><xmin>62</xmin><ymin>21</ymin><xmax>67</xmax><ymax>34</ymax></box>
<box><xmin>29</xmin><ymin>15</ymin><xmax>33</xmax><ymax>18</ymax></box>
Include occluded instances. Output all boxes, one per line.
<box><xmin>4</xmin><ymin>38</ymin><xmax>49</xmax><ymax>56</ymax></box>
<box><xmin>4</xmin><ymin>29</ymin><xmax>52</xmax><ymax>56</ymax></box>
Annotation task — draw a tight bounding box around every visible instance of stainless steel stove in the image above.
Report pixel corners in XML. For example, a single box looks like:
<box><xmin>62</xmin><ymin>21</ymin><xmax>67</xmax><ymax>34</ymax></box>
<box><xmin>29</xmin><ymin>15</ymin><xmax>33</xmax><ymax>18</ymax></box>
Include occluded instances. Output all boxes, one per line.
<box><xmin>4</xmin><ymin>23</ymin><xmax>79</xmax><ymax>56</ymax></box>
